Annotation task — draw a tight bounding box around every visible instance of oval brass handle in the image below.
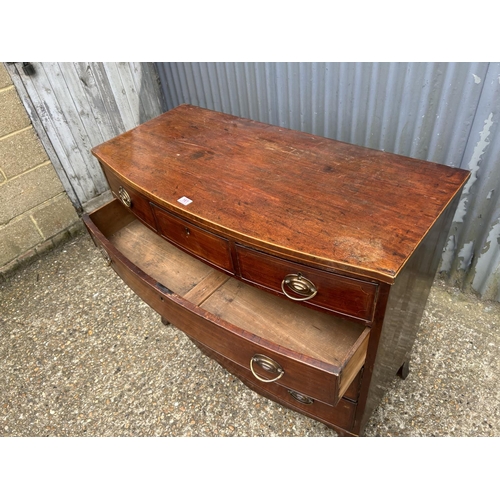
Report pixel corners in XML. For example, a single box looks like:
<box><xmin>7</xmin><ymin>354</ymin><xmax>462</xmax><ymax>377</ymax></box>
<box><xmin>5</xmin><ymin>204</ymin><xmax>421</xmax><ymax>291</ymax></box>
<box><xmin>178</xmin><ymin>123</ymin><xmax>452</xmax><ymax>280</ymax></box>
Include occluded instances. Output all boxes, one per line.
<box><xmin>250</xmin><ymin>354</ymin><xmax>284</xmax><ymax>383</ymax></box>
<box><xmin>118</xmin><ymin>186</ymin><xmax>132</xmax><ymax>208</ymax></box>
<box><xmin>281</xmin><ymin>273</ymin><xmax>317</xmax><ymax>301</ymax></box>
<box><xmin>288</xmin><ymin>390</ymin><xmax>314</xmax><ymax>405</ymax></box>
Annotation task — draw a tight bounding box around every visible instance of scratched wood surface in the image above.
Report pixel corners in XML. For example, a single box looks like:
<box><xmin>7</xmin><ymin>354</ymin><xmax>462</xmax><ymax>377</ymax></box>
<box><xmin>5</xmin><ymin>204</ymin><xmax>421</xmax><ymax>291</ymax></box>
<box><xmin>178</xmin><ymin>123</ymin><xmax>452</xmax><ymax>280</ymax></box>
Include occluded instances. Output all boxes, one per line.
<box><xmin>92</xmin><ymin>104</ymin><xmax>470</xmax><ymax>282</ymax></box>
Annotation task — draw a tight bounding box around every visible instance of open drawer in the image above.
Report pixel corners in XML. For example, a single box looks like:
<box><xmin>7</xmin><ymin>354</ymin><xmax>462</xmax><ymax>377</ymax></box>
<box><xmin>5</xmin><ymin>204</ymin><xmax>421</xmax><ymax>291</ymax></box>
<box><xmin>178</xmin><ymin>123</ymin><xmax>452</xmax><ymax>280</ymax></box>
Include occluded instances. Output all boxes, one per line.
<box><xmin>83</xmin><ymin>200</ymin><xmax>371</xmax><ymax>407</ymax></box>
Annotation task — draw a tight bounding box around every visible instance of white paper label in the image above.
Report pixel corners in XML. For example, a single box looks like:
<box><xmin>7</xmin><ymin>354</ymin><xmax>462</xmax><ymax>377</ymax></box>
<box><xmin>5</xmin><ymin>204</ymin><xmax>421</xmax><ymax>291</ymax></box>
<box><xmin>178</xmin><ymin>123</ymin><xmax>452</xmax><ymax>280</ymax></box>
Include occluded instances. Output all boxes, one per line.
<box><xmin>177</xmin><ymin>196</ymin><xmax>193</xmax><ymax>206</ymax></box>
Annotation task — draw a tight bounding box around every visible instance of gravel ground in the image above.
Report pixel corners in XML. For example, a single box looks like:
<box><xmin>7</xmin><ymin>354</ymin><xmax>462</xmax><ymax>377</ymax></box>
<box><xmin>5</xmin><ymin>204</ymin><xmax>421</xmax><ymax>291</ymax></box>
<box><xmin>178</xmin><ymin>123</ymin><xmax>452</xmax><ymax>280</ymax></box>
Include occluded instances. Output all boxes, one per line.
<box><xmin>1</xmin><ymin>229</ymin><xmax>499</xmax><ymax>437</ymax></box>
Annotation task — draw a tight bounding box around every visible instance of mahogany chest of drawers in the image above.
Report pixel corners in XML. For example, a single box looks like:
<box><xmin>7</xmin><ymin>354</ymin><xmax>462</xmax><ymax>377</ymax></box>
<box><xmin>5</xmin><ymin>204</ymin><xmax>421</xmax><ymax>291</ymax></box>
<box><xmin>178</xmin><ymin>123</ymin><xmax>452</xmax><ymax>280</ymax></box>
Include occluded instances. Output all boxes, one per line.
<box><xmin>83</xmin><ymin>104</ymin><xmax>470</xmax><ymax>436</ymax></box>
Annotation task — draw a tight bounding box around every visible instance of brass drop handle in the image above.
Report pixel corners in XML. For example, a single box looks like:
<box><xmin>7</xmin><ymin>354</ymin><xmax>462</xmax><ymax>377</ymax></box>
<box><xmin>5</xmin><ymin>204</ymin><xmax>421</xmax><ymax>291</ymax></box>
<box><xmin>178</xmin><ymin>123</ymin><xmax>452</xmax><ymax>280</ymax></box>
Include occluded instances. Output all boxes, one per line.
<box><xmin>250</xmin><ymin>354</ymin><xmax>284</xmax><ymax>383</ymax></box>
<box><xmin>288</xmin><ymin>390</ymin><xmax>314</xmax><ymax>405</ymax></box>
<box><xmin>281</xmin><ymin>273</ymin><xmax>317</xmax><ymax>301</ymax></box>
<box><xmin>118</xmin><ymin>186</ymin><xmax>132</xmax><ymax>208</ymax></box>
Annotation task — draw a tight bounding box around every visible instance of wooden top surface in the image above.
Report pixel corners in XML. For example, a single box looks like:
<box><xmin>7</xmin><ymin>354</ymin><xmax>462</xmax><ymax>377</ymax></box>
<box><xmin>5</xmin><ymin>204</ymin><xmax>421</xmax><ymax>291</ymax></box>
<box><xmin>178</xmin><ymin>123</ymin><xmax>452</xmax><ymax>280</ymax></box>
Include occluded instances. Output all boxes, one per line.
<box><xmin>92</xmin><ymin>104</ymin><xmax>470</xmax><ymax>283</ymax></box>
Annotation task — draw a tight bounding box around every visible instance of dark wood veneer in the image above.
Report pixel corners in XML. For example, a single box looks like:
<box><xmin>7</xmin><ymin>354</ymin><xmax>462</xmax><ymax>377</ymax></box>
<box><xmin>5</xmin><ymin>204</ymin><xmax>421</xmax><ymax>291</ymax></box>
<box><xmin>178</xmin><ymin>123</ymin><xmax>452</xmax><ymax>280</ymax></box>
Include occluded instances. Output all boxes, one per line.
<box><xmin>152</xmin><ymin>203</ymin><xmax>234</xmax><ymax>274</ymax></box>
<box><xmin>236</xmin><ymin>244</ymin><xmax>377</xmax><ymax>323</ymax></box>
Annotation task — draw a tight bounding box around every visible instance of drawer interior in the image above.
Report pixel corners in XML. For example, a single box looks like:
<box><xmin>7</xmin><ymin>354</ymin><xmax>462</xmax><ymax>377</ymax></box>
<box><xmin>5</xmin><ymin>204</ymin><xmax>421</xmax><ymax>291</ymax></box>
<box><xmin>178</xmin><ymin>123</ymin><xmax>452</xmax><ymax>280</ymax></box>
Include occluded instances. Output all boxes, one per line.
<box><xmin>109</xmin><ymin>218</ymin><xmax>215</xmax><ymax>297</ymax></box>
<box><xmin>201</xmin><ymin>278</ymin><xmax>365</xmax><ymax>367</ymax></box>
<box><xmin>88</xmin><ymin>200</ymin><xmax>370</xmax><ymax>402</ymax></box>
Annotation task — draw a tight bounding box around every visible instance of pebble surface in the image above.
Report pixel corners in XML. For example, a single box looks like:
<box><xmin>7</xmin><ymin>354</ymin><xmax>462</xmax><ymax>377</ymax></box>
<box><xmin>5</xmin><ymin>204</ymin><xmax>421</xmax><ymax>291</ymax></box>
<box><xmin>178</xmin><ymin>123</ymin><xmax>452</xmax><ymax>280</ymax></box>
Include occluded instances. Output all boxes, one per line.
<box><xmin>1</xmin><ymin>231</ymin><xmax>499</xmax><ymax>437</ymax></box>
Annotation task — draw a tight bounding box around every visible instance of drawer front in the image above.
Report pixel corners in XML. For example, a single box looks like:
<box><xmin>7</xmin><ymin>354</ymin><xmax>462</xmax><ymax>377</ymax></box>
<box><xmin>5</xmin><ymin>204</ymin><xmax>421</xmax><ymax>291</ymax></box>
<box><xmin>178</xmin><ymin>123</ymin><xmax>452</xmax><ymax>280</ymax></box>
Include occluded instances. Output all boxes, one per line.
<box><xmin>103</xmin><ymin>166</ymin><xmax>157</xmax><ymax>231</ymax></box>
<box><xmin>152</xmin><ymin>204</ymin><xmax>234</xmax><ymax>274</ymax></box>
<box><xmin>189</xmin><ymin>337</ymin><xmax>357</xmax><ymax>433</ymax></box>
<box><xmin>160</xmin><ymin>295</ymin><xmax>345</xmax><ymax>407</ymax></box>
<box><xmin>236</xmin><ymin>245</ymin><xmax>377</xmax><ymax>322</ymax></box>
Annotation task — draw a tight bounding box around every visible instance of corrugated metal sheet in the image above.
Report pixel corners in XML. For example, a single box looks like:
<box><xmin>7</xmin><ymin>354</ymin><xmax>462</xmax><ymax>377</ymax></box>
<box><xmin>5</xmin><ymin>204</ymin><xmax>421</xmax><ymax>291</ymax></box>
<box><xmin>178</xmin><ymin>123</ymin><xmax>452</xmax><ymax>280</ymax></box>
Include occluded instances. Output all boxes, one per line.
<box><xmin>442</xmin><ymin>63</ymin><xmax>500</xmax><ymax>301</ymax></box>
<box><xmin>156</xmin><ymin>62</ymin><xmax>500</xmax><ymax>301</ymax></box>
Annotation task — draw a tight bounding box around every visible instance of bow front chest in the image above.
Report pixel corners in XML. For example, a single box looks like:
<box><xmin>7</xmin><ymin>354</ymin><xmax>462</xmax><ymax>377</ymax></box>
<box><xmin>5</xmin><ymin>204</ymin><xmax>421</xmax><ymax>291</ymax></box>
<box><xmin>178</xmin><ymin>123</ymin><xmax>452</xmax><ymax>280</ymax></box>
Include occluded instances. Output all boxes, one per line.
<box><xmin>83</xmin><ymin>104</ymin><xmax>469</xmax><ymax>436</ymax></box>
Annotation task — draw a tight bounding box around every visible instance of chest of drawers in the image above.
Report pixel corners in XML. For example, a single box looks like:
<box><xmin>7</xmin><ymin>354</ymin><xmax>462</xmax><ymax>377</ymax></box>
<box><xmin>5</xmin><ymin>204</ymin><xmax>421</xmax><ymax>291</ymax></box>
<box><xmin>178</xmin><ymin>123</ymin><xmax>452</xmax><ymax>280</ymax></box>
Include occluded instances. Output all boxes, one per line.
<box><xmin>83</xmin><ymin>104</ymin><xmax>469</xmax><ymax>436</ymax></box>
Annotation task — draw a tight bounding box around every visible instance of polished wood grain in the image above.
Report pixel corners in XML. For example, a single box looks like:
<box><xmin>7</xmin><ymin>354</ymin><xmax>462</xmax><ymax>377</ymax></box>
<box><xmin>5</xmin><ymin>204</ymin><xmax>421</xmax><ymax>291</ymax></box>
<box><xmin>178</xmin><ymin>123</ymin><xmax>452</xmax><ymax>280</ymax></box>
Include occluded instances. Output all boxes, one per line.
<box><xmin>353</xmin><ymin>192</ymin><xmax>463</xmax><ymax>435</ymax></box>
<box><xmin>92</xmin><ymin>104</ymin><xmax>470</xmax><ymax>283</ymax></box>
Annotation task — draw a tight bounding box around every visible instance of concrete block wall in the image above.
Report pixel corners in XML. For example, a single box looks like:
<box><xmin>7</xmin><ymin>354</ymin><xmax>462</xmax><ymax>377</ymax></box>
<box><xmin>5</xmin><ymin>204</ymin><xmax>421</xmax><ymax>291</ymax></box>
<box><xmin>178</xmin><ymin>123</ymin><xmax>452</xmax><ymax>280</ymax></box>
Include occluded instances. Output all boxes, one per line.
<box><xmin>0</xmin><ymin>64</ymin><xmax>82</xmax><ymax>278</ymax></box>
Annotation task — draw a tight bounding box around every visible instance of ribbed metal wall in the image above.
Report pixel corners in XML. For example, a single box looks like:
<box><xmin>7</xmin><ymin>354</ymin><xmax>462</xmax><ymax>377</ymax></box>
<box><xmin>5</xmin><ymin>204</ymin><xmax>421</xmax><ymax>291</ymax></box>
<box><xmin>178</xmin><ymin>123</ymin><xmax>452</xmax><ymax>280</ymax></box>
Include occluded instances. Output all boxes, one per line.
<box><xmin>156</xmin><ymin>62</ymin><xmax>500</xmax><ymax>301</ymax></box>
